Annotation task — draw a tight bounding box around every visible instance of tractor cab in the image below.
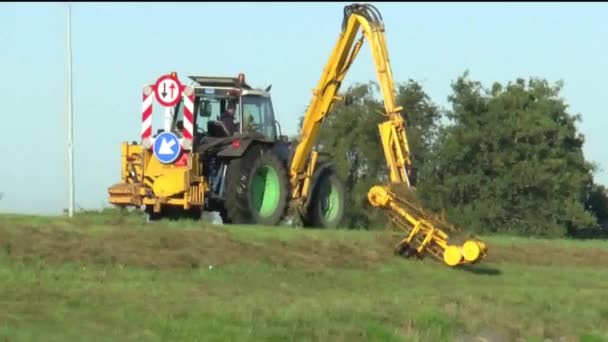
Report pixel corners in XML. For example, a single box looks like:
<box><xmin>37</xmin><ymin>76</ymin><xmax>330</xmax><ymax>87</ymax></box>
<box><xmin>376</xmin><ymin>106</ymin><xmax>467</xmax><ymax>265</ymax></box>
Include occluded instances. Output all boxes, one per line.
<box><xmin>171</xmin><ymin>74</ymin><xmax>282</xmax><ymax>146</ymax></box>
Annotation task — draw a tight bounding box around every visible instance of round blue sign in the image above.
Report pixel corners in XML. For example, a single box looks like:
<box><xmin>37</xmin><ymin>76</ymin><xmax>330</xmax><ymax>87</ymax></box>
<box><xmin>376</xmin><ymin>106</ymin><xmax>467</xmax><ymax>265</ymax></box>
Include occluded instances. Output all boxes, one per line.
<box><xmin>153</xmin><ymin>131</ymin><xmax>182</xmax><ymax>164</ymax></box>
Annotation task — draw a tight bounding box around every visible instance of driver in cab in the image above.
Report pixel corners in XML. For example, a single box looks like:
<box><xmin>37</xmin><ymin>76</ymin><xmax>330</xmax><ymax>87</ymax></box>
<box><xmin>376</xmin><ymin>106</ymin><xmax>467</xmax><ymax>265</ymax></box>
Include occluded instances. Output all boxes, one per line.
<box><xmin>219</xmin><ymin>102</ymin><xmax>238</xmax><ymax>136</ymax></box>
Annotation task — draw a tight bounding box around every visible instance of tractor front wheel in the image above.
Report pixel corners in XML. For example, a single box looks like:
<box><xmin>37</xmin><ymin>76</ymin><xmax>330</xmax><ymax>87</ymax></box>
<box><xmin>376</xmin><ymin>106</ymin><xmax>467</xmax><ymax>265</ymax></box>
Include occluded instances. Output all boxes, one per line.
<box><xmin>302</xmin><ymin>167</ymin><xmax>345</xmax><ymax>229</ymax></box>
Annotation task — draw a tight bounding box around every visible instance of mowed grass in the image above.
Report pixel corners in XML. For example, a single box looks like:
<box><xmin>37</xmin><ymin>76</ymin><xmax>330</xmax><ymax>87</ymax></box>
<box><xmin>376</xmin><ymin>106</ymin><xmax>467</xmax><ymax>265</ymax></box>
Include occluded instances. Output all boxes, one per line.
<box><xmin>0</xmin><ymin>211</ymin><xmax>607</xmax><ymax>341</ymax></box>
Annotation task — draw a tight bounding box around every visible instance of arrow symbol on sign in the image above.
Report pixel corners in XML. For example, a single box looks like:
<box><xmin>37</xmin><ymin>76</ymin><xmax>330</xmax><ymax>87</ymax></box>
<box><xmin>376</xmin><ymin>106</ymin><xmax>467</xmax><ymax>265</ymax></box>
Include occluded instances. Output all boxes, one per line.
<box><xmin>158</xmin><ymin>138</ymin><xmax>176</xmax><ymax>155</ymax></box>
<box><xmin>161</xmin><ymin>82</ymin><xmax>168</xmax><ymax>98</ymax></box>
<box><xmin>170</xmin><ymin>83</ymin><xmax>176</xmax><ymax>99</ymax></box>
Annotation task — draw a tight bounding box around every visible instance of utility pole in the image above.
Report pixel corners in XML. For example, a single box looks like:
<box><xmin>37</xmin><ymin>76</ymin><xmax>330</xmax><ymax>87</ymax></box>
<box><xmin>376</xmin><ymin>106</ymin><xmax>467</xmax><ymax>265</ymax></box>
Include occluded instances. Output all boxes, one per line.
<box><xmin>66</xmin><ymin>3</ymin><xmax>74</xmax><ymax>217</ymax></box>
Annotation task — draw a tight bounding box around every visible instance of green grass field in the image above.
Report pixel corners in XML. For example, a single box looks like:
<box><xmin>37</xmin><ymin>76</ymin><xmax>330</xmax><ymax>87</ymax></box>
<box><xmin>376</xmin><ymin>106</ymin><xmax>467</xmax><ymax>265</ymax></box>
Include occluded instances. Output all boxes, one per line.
<box><xmin>1</xmin><ymin>210</ymin><xmax>607</xmax><ymax>341</ymax></box>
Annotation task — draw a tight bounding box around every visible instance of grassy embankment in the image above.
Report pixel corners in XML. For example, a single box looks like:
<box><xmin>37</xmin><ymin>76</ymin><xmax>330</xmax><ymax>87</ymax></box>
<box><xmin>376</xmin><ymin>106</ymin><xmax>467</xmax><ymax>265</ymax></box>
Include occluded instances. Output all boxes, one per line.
<box><xmin>0</xmin><ymin>210</ymin><xmax>607</xmax><ymax>341</ymax></box>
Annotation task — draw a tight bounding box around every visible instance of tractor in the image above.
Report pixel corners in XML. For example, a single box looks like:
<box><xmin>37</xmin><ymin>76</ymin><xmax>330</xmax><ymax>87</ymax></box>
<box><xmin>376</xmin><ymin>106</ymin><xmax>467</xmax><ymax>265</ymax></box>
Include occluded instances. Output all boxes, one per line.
<box><xmin>107</xmin><ymin>73</ymin><xmax>345</xmax><ymax>228</ymax></box>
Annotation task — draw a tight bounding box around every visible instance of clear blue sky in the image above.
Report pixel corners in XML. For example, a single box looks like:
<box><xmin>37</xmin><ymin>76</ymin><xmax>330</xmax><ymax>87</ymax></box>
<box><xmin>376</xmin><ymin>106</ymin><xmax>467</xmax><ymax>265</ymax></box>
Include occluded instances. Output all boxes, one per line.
<box><xmin>1</xmin><ymin>2</ymin><xmax>607</xmax><ymax>215</ymax></box>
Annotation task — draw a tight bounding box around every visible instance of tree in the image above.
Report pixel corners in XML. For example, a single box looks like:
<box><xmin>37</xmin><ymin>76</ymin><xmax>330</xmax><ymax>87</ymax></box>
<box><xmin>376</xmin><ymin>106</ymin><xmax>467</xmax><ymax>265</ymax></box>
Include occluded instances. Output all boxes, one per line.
<box><xmin>418</xmin><ymin>72</ymin><xmax>598</xmax><ymax>237</ymax></box>
<box><xmin>396</xmin><ymin>80</ymin><xmax>443</xmax><ymax>185</ymax></box>
<box><xmin>583</xmin><ymin>183</ymin><xmax>608</xmax><ymax>236</ymax></box>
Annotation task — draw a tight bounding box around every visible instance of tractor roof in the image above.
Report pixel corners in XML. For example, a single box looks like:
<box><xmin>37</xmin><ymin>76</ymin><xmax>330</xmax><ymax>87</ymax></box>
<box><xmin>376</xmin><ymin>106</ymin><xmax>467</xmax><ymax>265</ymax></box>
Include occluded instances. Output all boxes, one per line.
<box><xmin>188</xmin><ymin>76</ymin><xmax>252</xmax><ymax>90</ymax></box>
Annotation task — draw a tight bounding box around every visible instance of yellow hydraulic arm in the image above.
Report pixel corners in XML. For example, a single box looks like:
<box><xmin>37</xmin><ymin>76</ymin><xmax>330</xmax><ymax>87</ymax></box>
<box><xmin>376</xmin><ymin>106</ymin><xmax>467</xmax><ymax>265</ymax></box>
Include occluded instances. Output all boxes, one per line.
<box><xmin>289</xmin><ymin>3</ymin><xmax>486</xmax><ymax>266</ymax></box>
<box><xmin>290</xmin><ymin>3</ymin><xmax>411</xmax><ymax>197</ymax></box>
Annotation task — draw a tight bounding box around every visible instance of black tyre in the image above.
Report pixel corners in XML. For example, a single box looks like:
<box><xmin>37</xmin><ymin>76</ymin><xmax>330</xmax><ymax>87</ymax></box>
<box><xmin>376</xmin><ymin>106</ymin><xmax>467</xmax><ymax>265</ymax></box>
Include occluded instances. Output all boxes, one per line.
<box><xmin>302</xmin><ymin>167</ymin><xmax>345</xmax><ymax>228</ymax></box>
<box><xmin>223</xmin><ymin>145</ymin><xmax>289</xmax><ymax>226</ymax></box>
<box><xmin>223</xmin><ymin>145</ymin><xmax>263</xmax><ymax>224</ymax></box>
<box><xmin>144</xmin><ymin>205</ymin><xmax>163</xmax><ymax>222</ymax></box>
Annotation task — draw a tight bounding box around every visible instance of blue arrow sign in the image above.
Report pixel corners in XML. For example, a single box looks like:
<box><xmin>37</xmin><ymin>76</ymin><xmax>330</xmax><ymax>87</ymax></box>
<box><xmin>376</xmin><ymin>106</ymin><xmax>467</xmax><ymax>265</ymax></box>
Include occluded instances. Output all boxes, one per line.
<box><xmin>153</xmin><ymin>131</ymin><xmax>182</xmax><ymax>164</ymax></box>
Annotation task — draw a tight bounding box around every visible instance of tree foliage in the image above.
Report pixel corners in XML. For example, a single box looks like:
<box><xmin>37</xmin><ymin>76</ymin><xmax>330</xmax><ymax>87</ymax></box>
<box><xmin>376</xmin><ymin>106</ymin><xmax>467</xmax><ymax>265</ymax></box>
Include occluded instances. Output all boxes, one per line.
<box><xmin>395</xmin><ymin>81</ymin><xmax>443</xmax><ymax>185</ymax></box>
<box><xmin>418</xmin><ymin>72</ymin><xmax>599</xmax><ymax>237</ymax></box>
<box><xmin>583</xmin><ymin>183</ymin><xmax>608</xmax><ymax>236</ymax></box>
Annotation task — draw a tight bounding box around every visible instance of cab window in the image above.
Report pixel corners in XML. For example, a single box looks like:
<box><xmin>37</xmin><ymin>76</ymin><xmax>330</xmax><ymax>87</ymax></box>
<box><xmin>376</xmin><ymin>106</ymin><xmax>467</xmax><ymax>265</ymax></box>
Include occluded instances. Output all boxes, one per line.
<box><xmin>241</xmin><ymin>95</ymin><xmax>276</xmax><ymax>139</ymax></box>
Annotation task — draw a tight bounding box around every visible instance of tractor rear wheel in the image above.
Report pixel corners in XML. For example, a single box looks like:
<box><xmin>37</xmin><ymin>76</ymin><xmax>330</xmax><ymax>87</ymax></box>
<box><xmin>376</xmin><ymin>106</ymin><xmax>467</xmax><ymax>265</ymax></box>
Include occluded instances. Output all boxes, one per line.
<box><xmin>224</xmin><ymin>145</ymin><xmax>289</xmax><ymax>226</ymax></box>
<box><xmin>302</xmin><ymin>167</ymin><xmax>345</xmax><ymax>228</ymax></box>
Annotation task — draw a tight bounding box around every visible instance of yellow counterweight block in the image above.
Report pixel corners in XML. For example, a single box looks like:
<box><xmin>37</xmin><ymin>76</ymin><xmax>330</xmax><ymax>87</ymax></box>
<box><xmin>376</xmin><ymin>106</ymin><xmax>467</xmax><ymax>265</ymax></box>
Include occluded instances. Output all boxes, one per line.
<box><xmin>141</xmin><ymin>151</ymin><xmax>206</xmax><ymax>210</ymax></box>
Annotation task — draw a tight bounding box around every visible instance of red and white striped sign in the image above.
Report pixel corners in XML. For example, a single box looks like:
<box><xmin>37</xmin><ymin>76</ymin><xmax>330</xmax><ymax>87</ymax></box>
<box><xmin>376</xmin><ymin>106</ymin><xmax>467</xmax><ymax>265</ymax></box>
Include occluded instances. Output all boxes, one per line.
<box><xmin>140</xmin><ymin>74</ymin><xmax>195</xmax><ymax>151</ymax></box>
<box><xmin>182</xmin><ymin>86</ymin><xmax>194</xmax><ymax>150</ymax></box>
<box><xmin>141</xmin><ymin>85</ymin><xmax>154</xmax><ymax>148</ymax></box>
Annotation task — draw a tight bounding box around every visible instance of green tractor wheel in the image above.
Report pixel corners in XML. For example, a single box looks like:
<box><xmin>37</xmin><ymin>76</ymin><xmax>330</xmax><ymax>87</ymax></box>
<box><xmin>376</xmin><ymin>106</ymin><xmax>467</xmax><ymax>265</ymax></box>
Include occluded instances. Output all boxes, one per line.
<box><xmin>251</xmin><ymin>165</ymin><xmax>282</xmax><ymax>219</ymax></box>
<box><xmin>302</xmin><ymin>167</ymin><xmax>346</xmax><ymax>229</ymax></box>
<box><xmin>224</xmin><ymin>145</ymin><xmax>289</xmax><ymax>226</ymax></box>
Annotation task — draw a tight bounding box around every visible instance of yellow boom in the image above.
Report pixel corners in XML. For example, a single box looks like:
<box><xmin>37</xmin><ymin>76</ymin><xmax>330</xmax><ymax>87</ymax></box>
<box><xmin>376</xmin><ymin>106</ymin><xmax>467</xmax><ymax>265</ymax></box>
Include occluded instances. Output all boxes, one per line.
<box><xmin>289</xmin><ymin>3</ymin><xmax>486</xmax><ymax>266</ymax></box>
